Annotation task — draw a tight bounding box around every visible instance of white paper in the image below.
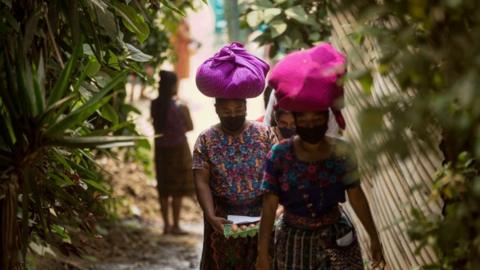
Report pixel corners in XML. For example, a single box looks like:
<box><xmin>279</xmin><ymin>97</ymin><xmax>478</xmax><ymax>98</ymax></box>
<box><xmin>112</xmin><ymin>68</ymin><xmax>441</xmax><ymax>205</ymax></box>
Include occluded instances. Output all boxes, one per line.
<box><xmin>227</xmin><ymin>215</ymin><xmax>261</xmax><ymax>224</ymax></box>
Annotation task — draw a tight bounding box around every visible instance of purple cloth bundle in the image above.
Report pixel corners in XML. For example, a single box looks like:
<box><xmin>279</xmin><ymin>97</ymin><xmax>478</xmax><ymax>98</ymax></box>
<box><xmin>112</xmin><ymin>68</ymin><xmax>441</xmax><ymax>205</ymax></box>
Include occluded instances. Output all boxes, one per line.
<box><xmin>196</xmin><ymin>42</ymin><xmax>270</xmax><ymax>99</ymax></box>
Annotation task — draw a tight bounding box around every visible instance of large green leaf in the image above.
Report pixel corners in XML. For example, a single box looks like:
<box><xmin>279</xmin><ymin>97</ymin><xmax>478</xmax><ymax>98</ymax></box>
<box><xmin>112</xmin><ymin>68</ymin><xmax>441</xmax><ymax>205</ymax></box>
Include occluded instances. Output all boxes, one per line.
<box><xmin>50</xmin><ymin>173</ymin><xmax>75</xmax><ymax>187</ymax></box>
<box><xmin>84</xmin><ymin>57</ymin><xmax>101</xmax><ymax>77</ymax></box>
<box><xmin>87</xmin><ymin>121</ymin><xmax>132</xmax><ymax>136</ymax></box>
<box><xmin>246</xmin><ymin>10</ymin><xmax>263</xmax><ymax>28</ymax></box>
<box><xmin>38</xmin><ymin>94</ymin><xmax>77</xmax><ymax>126</ymax></box>
<box><xmin>159</xmin><ymin>0</ymin><xmax>186</xmax><ymax>16</ymax></box>
<box><xmin>111</xmin><ymin>2</ymin><xmax>150</xmax><ymax>43</ymax></box>
<box><xmin>15</xmin><ymin>49</ymin><xmax>37</xmax><ymax>116</ymax></box>
<box><xmin>51</xmin><ymin>224</ymin><xmax>71</xmax><ymax>243</ymax></box>
<box><xmin>32</xmin><ymin>55</ymin><xmax>46</xmax><ymax>114</ymax></box>
<box><xmin>99</xmin><ymin>103</ymin><xmax>119</xmax><ymax>124</ymax></box>
<box><xmin>125</xmin><ymin>43</ymin><xmax>153</xmax><ymax>62</ymax></box>
<box><xmin>0</xmin><ymin>102</ymin><xmax>17</xmax><ymax>146</ymax></box>
<box><xmin>83</xmin><ymin>178</ymin><xmax>110</xmax><ymax>193</ymax></box>
<box><xmin>49</xmin><ymin>135</ymin><xmax>143</xmax><ymax>148</ymax></box>
<box><xmin>96</xmin><ymin>141</ymin><xmax>135</xmax><ymax>148</ymax></box>
<box><xmin>284</xmin><ymin>6</ymin><xmax>312</xmax><ymax>25</ymax></box>
<box><xmin>270</xmin><ymin>20</ymin><xmax>287</xmax><ymax>38</ymax></box>
<box><xmin>45</xmin><ymin>95</ymin><xmax>111</xmax><ymax>136</ymax></box>
<box><xmin>121</xmin><ymin>103</ymin><xmax>141</xmax><ymax>115</ymax></box>
<box><xmin>263</xmin><ymin>8</ymin><xmax>282</xmax><ymax>23</ymax></box>
<box><xmin>45</xmin><ymin>70</ymin><xmax>127</xmax><ymax>136</ymax></box>
<box><xmin>47</xmin><ymin>45</ymin><xmax>83</xmax><ymax>106</ymax></box>
<box><xmin>94</xmin><ymin>2</ymin><xmax>117</xmax><ymax>38</ymax></box>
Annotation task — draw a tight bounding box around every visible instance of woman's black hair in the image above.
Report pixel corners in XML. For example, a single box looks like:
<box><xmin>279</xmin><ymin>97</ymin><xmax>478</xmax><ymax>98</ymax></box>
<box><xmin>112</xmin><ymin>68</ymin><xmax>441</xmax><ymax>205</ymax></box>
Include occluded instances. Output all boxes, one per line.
<box><xmin>153</xmin><ymin>70</ymin><xmax>178</xmax><ymax>132</ymax></box>
<box><xmin>263</xmin><ymin>86</ymin><xmax>273</xmax><ymax>109</ymax></box>
<box><xmin>214</xmin><ymin>98</ymin><xmax>247</xmax><ymax>105</ymax></box>
<box><xmin>292</xmin><ymin>110</ymin><xmax>330</xmax><ymax>122</ymax></box>
<box><xmin>274</xmin><ymin>108</ymin><xmax>289</xmax><ymax>120</ymax></box>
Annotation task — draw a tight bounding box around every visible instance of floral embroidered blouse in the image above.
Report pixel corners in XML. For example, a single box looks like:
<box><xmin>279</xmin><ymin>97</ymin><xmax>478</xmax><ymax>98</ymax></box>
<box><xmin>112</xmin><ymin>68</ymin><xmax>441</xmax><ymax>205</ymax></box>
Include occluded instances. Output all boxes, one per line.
<box><xmin>193</xmin><ymin>121</ymin><xmax>277</xmax><ymax>207</ymax></box>
<box><xmin>262</xmin><ymin>137</ymin><xmax>360</xmax><ymax>225</ymax></box>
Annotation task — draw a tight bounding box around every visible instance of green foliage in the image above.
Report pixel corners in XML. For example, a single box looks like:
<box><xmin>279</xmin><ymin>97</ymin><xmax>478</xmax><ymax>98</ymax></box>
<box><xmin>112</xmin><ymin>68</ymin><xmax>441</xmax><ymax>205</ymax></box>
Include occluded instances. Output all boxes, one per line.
<box><xmin>239</xmin><ymin>0</ymin><xmax>331</xmax><ymax>60</ymax></box>
<box><xmin>335</xmin><ymin>0</ymin><xmax>480</xmax><ymax>268</ymax></box>
<box><xmin>408</xmin><ymin>153</ymin><xmax>480</xmax><ymax>269</ymax></box>
<box><xmin>0</xmin><ymin>0</ymin><xmax>196</xmax><ymax>269</ymax></box>
<box><xmin>124</xmin><ymin>1</ymin><xmax>201</xmax><ymax>84</ymax></box>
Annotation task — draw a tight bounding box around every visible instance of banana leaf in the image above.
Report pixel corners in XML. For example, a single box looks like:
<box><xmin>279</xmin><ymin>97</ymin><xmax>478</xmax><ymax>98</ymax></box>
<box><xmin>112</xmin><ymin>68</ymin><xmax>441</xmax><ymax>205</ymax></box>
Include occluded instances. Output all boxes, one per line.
<box><xmin>38</xmin><ymin>94</ymin><xmax>77</xmax><ymax>126</ymax></box>
<box><xmin>49</xmin><ymin>135</ymin><xmax>144</xmax><ymax>148</ymax></box>
<box><xmin>45</xmin><ymin>69</ymin><xmax>127</xmax><ymax>136</ymax></box>
<box><xmin>47</xmin><ymin>45</ymin><xmax>83</xmax><ymax>106</ymax></box>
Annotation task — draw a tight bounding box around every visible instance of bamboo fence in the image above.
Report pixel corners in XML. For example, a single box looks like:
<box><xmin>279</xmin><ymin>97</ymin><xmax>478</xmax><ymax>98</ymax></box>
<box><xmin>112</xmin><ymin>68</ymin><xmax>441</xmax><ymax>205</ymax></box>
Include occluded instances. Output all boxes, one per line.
<box><xmin>329</xmin><ymin>6</ymin><xmax>444</xmax><ymax>270</ymax></box>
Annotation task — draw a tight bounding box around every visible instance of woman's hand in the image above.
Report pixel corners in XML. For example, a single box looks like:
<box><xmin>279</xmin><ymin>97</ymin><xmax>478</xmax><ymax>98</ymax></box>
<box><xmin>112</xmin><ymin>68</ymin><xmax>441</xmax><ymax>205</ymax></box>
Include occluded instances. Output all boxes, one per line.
<box><xmin>370</xmin><ymin>237</ymin><xmax>385</xmax><ymax>269</ymax></box>
<box><xmin>275</xmin><ymin>205</ymin><xmax>284</xmax><ymax>219</ymax></box>
<box><xmin>206</xmin><ymin>215</ymin><xmax>232</xmax><ymax>233</ymax></box>
<box><xmin>347</xmin><ymin>186</ymin><xmax>386</xmax><ymax>269</ymax></box>
<box><xmin>255</xmin><ymin>254</ymin><xmax>271</xmax><ymax>270</ymax></box>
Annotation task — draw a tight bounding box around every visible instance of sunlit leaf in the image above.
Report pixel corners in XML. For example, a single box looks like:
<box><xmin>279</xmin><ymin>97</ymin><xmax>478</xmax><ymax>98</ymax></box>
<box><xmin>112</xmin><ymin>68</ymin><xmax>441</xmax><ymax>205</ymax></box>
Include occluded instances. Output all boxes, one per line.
<box><xmin>99</xmin><ymin>103</ymin><xmax>119</xmax><ymax>124</ymax></box>
<box><xmin>111</xmin><ymin>2</ymin><xmax>150</xmax><ymax>43</ymax></box>
<box><xmin>125</xmin><ymin>43</ymin><xmax>153</xmax><ymax>62</ymax></box>
<box><xmin>85</xmin><ymin>57</ymin><xmax>101</xmax><ymax>77</ymax></box>
<box><xmin>159</xmin><ymin>0</ymin><xmax>186</xmax><ymax>16</ymax></box>
<box><xmin>246</xmin><ymin>10</ymin><xmax>263</xmax><ymax>27</ymax></box>
<box><xmin>285</xmin><ymin>6</ymin><xmax>311</xmax><ymax>25</ymax></box>
<box><xmin>49</xmin><ymin>135</ymin><xmax>143</xmax><ymax>148</ymax></box>
<box><xmin>83</xmin><ymin>179</ymin><xmax>110</xmax><ymax>193</ymax></box>
<box><xmin>263</xmin><ymin>8</ymin><xmax>282</xmax><ymax>23</ymax></box>
<box><xmin>270</xmin><ymin>20</ymin><xmax>287</xmax><ymax>38</ymax></box>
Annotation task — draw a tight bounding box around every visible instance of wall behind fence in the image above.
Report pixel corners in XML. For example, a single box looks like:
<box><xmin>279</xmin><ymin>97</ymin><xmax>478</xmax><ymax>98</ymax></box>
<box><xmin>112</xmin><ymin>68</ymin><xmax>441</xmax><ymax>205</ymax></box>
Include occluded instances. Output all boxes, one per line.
<box><xmin>329</xmin><ymin>7</ymin><xmax>444</xmax><ymax>270</ymax></box>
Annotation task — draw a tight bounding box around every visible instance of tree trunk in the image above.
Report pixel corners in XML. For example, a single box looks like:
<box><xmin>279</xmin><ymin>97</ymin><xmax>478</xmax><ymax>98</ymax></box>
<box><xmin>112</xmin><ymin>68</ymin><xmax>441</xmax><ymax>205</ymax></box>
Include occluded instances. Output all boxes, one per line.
<box><xmin>0</xmin><ymin>178</ymin><xmax>20</xmax><ymax>270</ymax></box>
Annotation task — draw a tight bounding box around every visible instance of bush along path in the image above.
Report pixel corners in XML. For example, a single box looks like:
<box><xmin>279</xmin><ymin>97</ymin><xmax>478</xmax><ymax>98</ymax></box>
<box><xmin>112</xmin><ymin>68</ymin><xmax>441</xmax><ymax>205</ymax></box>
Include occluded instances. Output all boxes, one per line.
<box><xmin>34</xmin><ymin>155</ymin><xmax>203</xmax><ymax>270</ymax></box>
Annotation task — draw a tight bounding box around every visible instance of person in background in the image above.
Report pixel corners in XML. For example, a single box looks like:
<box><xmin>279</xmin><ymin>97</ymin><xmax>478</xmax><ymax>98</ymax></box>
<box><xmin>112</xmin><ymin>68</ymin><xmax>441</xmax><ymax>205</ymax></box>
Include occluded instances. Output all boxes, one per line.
<box><xmin>272</xmin><ymin>108</ymin><xmax>295</xmax><ymax>141</ymax></box>
<box><xmin>171</xmin><ymin>19</ymin><xmax>200</xmax><ymax>80</ymax></box>
<box><xmin>151</xmin><ymin>70</ymin><xmax>194</xmax><ymax>235</ymax></box>
<box><xmin>193</xmin><ymin>42</ymin><xmax>276</xmax><ymax>269</ymax></box>
<box><xmin>256</xmin><ymin>44</ymin><xmax>385</xmax><ymax>270</ymax></box>
<box><xmin>261</xmin><ymin>89</ymin><xmax>295</xmax><ymax>140</ymax></box>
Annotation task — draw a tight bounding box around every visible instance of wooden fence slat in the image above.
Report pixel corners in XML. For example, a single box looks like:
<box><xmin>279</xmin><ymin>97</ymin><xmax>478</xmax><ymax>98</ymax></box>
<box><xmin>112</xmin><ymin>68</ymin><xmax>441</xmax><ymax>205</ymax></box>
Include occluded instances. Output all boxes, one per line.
<box><xmin>329</xmin><ymin>6</ymin><xmax>442</xmax><ymax>269</ymax></box>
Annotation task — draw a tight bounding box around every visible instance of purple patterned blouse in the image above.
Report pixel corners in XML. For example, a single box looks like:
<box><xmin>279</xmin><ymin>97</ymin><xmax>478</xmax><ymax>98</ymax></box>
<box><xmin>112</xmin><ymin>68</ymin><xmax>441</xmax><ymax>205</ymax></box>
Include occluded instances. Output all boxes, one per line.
<box><xmin>193</xmin><ymin>121</ymin><xmax>276</xmax><ymax>207</ymax></box>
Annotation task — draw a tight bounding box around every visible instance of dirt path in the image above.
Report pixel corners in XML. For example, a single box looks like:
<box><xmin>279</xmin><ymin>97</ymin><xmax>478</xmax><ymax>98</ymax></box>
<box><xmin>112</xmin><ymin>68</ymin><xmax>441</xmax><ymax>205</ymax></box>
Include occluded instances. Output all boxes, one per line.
<box><xmin>81</xmin><ymin>158</ymin><xmax>204</xmax><ymax>270</ymax></box>
<box><xmin>88</xmin><ymin>222</ymin><xmax>203</xmax><ymax>270</ymax></box>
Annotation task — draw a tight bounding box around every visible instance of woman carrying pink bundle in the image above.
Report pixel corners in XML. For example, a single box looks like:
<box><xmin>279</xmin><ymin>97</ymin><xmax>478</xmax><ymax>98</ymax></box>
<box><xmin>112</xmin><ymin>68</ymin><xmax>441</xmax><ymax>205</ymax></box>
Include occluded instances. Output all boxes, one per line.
<box><xmin>256</xmin><ymin>44</ymin><xmax>385</xmax><ymax>270</ymax></box>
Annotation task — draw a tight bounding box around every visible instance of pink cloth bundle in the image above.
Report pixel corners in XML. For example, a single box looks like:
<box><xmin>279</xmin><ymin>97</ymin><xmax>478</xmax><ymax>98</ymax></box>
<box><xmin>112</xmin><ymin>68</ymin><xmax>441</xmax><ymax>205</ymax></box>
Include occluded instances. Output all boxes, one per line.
<box><xmin>196</xmin><ymin>42</ymin><xmax>270</xmax><ymax>99</ymax></box>
<box><xmin>269</xmin><ymin>43</ymin><xmax>347</xmax><ymax>129</ymax></box>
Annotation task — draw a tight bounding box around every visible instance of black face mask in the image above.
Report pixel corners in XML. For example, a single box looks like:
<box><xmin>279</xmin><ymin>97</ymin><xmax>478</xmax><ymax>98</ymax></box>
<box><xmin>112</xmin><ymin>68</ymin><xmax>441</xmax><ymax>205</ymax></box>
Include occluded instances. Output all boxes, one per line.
<box><xmin>220</xmin><ymin>115</ymin><xmax>246</xmax><ymax>132</ymax></box>
<box><xmin>278</xmin><ymin>127</ymin><xmax>296</xmax><ymax>139</ymax></box>
<box><xmin>296</xmin><ymin>124</ymin><xmax>328</xmax><ymax>144</ymax></box>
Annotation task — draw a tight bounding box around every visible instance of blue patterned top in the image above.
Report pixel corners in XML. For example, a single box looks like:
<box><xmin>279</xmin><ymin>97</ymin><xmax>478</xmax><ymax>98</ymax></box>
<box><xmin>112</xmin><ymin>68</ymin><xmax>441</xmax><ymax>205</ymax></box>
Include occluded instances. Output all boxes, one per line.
<box><xmin>262</xmin><ymin>138</ymin><xmax>360</xmax><ymax>220</ymax></box>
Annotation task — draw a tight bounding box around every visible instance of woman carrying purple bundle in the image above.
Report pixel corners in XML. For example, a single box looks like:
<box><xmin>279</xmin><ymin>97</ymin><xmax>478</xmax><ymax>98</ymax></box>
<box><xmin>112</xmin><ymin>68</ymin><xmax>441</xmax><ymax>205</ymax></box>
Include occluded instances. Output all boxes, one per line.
<box><xmin>193</xmin><ymin>42</ymin><xmax>277</xmax><ymax>269</ymax></box>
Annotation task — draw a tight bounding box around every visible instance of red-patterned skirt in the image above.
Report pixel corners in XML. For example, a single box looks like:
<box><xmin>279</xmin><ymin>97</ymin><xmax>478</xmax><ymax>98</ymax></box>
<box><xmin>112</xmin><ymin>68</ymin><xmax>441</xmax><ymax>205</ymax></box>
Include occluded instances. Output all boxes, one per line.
<box><xmin>199</xmin><ymin>197</ymin><xmax>270</xmax><ymax>270</ymax></box>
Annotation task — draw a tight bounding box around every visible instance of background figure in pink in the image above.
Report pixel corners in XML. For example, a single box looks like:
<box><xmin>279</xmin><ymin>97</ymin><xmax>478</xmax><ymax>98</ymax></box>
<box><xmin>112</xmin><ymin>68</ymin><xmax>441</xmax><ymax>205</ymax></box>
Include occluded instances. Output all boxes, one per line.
<box><xmin>151</xmin><ymin>70</ymin><xmax>195</xmax><ymax>234</ymax></box>
<box><xmin>171</xmin><ymin>19</ymin><xmax>199</xmax><ymax>80</ymax></box>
